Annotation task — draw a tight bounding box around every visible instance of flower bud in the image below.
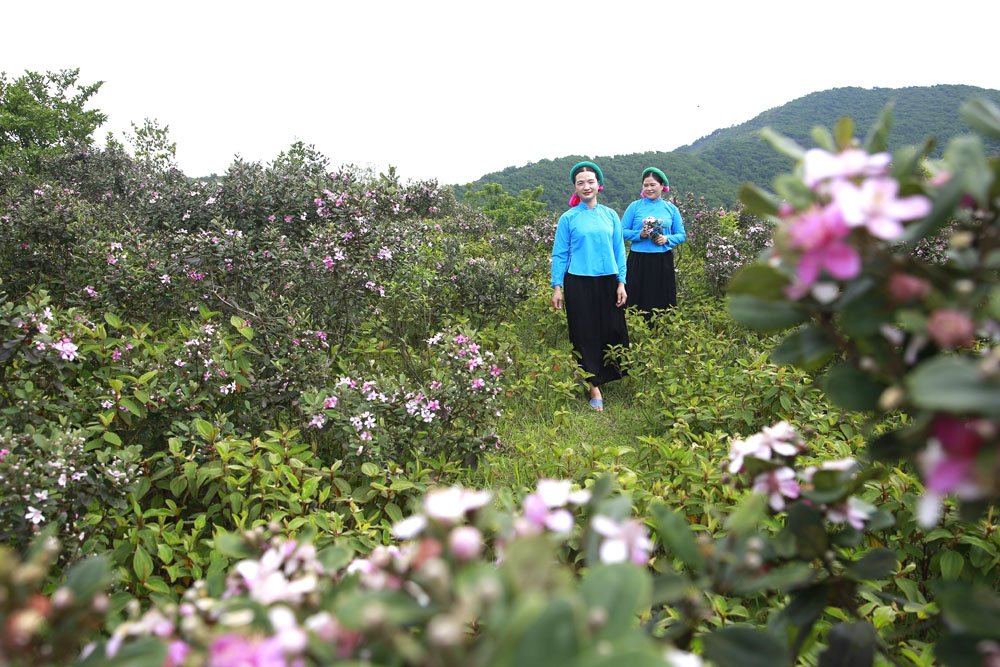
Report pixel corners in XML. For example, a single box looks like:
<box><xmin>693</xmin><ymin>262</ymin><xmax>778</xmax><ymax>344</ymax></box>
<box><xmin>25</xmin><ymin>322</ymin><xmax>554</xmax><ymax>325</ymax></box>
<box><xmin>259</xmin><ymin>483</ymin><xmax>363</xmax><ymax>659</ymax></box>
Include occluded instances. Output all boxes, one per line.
<box><xmin>950</xmin><ymin>231</ymin><xmax>974</xmax><ymax>248</ymax></box>
<box><xmin>878</xmin><ymin>386</ymin><xmax>905</xmax><ymax>411</ymax></box>
<box><xmin>859</xmin><ymin>356</ymin><xmax>878</xmax><ymax>372</ymax></box>
<box><xmin>91</xmin><ymin>593</ymin><xmax>110</xmax><ymax>613</ymax></box>
<box><xmin>361</xmin><ymin>602</ymin><xmax>386</xmax><ymax>630</ymax></box>
<box><xmin>744</xmin><ymin>552</ymin><xmax>763</xmax><ymax>571</ymax></box>
<box><xmin>51</xmin><ymin>587</ymin><xmax>74</xmax><ymax>610</ymax></box>
<box><xmin>427</xmin><ymin>614</ymin><xmax>464</xmax><ymax>647</ymax></box>
<box><xmin>955</xmin><ymin>279</ymin><xmax>975</xmax><ymax>295</ymax></box>
<box><xmin>588</xmin><ymin>607</ymin><xmax>608</xmax><ymax>631</ymax></box>
<box><xmin>448</xmin><ymin>526</ymin><xmax>483</xmax><ymax>561</ymax></box>
<box><xmin>746</xmin><ymin>536</ymin><xmax>764</xmax><ymax>553</ymax></box>
<box><xmin>887</xmin><ymin>273</ymin><xmax>930</xmax><ymax>303</ymax></box>
<box><xmin>927</xmin><ymin>309</ymin><xmax>974</xmax><ymax>349</ymax></box>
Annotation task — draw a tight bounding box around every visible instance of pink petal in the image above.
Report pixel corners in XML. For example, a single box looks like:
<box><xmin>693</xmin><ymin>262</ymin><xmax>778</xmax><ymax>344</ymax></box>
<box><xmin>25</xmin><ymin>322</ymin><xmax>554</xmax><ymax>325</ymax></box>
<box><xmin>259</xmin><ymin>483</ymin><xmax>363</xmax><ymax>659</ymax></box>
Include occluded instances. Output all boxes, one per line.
<box><xmin>821</xmin><ymin>242</ymin><xmax>861</xmax><ymax>280</ymax></box>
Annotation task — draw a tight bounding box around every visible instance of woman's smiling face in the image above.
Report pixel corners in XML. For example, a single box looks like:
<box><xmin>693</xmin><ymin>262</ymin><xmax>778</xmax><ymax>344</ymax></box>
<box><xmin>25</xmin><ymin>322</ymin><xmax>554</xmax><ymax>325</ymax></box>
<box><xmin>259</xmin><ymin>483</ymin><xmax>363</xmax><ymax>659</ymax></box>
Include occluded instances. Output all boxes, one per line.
<box><xmin>642</xmin><ymin>175</ymin><xmax>664</xmax><ymax>200</ymax></box>
<box><xmin>574</xmin><ymin>170</ymin><xmax>599</xmax><ymax>204</ymax></box>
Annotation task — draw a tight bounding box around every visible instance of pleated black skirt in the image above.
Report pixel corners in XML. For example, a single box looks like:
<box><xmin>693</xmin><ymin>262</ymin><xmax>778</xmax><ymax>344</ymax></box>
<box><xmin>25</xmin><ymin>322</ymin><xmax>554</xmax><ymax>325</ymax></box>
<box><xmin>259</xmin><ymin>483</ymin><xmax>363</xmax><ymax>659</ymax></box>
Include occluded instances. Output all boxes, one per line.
<box><xmin>563</xmin><ymin>273</ymin><xmax>629</xmax><ymax>386</ymax></box>
<box><xmin>625</xmin><ymin>250</ymin><xmax>676</xmax><ymax>319</ymax></box>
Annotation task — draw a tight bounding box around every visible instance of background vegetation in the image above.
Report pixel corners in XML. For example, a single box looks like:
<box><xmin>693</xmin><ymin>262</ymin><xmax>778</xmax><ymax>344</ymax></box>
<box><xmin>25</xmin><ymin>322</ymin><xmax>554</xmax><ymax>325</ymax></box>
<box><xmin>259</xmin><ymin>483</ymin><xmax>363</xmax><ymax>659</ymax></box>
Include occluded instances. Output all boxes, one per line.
<box><xmin>1</xmin><ymin>68</ymin><xmax>998</xmax><ymax>667</ymax></box>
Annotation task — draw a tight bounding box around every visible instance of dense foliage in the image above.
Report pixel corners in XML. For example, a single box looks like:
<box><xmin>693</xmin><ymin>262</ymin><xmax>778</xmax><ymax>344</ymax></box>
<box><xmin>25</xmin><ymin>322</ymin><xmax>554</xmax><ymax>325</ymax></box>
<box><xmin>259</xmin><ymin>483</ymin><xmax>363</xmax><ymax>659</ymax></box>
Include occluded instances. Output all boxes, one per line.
<box><xmin>1</xmin><ymin>69</ymin><xmax>999</xmax><ymax>667</ymax></box>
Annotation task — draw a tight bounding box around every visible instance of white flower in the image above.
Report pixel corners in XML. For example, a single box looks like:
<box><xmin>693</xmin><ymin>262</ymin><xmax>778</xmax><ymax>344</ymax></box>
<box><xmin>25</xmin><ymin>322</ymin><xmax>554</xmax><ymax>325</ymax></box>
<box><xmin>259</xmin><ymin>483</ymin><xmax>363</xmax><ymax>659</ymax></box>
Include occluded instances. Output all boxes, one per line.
<box><xmin>24</xmin><ymin>506</ymin><xmax>44</xmax><ymax>524</ymax></box>
<box><xmin>392</xmin><ymin>515</ymin><xmax>428</xmax><ymax>540</ymax></box>
<box><xmin>592</xmin><ymin>515</ymin><xmax>653</xmax><ymax>565</ymax></box>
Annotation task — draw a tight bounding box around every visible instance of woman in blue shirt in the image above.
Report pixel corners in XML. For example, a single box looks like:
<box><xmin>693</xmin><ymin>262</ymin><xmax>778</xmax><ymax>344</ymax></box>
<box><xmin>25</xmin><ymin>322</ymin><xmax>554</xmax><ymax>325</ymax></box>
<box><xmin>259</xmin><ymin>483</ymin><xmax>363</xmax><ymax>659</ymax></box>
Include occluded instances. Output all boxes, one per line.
<box><xmin>551</xmin><ymin>161</ymin><xmax>629</xmax><ymax>411</ymax></box>
<box><xmin>621</xmin><ymin>167</ymin><xmax>686</xmax><ymax>320</ymax></box>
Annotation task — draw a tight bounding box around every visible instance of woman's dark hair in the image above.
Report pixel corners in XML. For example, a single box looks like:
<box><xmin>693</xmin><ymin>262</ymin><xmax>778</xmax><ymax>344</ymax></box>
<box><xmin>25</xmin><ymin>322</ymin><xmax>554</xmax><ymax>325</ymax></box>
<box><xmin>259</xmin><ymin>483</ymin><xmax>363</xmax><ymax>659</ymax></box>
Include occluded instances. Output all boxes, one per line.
<box><xmin>573</xmin><ymin>165</ymin><xmax>599</xmax><ymax>181</ymax></box>
<box><xmin>641</xmin><ymin>170</ymin><xmax>665</xmax><ymax>186</ymax></box>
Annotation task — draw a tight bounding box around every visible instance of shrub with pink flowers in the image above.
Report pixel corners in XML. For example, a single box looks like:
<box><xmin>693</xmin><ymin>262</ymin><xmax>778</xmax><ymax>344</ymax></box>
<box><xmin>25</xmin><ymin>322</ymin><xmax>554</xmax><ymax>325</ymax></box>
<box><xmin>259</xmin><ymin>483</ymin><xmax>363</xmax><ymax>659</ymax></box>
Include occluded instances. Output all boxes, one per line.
<box><xmin>727</xmin><ymin>101</ymin><xmax>1000</xmax><ymax>663</ymax></box>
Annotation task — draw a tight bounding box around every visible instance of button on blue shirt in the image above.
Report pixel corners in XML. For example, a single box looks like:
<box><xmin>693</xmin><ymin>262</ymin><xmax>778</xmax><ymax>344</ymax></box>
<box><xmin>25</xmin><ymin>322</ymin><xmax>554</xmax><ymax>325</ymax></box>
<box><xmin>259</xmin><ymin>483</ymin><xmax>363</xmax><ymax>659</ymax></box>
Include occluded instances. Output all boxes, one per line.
<box><xmin>551</xmin><ymin>202</ymin><xmax>627</xmax><ymax>288</ymax></box>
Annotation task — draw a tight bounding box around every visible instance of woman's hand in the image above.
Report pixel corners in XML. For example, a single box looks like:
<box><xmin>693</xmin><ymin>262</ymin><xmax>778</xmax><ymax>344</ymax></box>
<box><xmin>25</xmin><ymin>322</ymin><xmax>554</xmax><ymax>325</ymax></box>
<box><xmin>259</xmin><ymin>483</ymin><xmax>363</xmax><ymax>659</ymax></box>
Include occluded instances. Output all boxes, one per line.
<box><xmin>551</xmin><ymin>286</ymin><xmax>563</xmax><ymax>310</ymax></box>
<box><xmin>639</xmin><ymin>229</ymin><xmax>650</xmax><ymax>239</ymax></box>
<box><xmin>653</xmin><ymin>234</ymin><xmax>668</xmax><ymax>246</ymax></box>
<box><xmin>616</xmin><ymin>283</ymin><xmax>627</xmax><ymax>307</ymax></box>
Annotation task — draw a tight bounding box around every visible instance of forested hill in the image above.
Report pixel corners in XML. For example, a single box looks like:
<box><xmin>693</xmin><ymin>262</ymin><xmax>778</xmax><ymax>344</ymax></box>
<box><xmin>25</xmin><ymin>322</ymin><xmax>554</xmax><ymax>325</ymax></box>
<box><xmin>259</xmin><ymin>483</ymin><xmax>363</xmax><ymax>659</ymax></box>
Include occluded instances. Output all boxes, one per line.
<box><xmin>454</xmin><ymin>84</ymin><xmax>1000</xmax><ymax>213</ymax></box>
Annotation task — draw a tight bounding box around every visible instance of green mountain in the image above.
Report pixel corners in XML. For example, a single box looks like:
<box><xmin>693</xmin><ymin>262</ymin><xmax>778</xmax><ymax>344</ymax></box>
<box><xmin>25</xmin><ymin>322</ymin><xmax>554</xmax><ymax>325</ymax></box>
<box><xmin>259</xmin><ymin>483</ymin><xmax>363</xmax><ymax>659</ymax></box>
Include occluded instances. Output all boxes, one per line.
<box><xmin>454</xmin><ymin>84</ymin><xmax>1000</xmax><ymax>213</ymax></box>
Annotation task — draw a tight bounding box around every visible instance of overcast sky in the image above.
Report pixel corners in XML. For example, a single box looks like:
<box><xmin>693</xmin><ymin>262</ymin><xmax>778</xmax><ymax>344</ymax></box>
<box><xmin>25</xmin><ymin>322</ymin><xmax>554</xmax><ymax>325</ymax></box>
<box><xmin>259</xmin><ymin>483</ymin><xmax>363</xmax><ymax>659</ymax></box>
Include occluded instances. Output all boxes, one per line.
<box><xmin>5</xmin><ymin>0</ymin><xmax>998</xmax><ymax>184</ymax></box>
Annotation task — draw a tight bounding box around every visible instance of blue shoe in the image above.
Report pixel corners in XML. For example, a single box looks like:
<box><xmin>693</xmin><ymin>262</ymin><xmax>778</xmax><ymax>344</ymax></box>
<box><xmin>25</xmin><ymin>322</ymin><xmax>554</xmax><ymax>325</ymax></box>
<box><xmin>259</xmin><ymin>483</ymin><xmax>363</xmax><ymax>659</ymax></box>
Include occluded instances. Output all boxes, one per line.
<box><xmin>589</xmin><ymin>397</ymin><xmax>604</xmax><ymax>410</ymax></box>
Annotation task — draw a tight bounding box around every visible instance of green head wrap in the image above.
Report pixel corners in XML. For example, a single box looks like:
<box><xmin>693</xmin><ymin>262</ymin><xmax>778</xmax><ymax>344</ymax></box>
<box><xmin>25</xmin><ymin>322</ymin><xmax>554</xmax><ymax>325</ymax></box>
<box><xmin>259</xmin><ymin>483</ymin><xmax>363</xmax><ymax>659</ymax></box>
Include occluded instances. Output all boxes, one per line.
<box><xmin>571</xmin><ymin>161</ymin><xmax>604</xmax><ymax>186</ymax></box>
<box><xmin>642</xmin><ymin>167</ymin><xmax>669</xmax><ymax>188</ymax></box>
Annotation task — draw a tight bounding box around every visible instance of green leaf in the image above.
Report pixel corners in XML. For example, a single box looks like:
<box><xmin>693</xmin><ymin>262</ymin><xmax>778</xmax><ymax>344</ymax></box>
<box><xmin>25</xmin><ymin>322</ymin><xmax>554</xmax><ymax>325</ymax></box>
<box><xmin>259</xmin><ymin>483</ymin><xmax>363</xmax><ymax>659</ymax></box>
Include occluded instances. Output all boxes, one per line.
<box><xmin>822</xmin><ymin>363</ymin><xmax>886</xmax><ymax>412</ymax></box>
<box><xmin>119</xmin><ymin>398</ymin><xmax>142</xmax><ymax>417</ymax></box>
<box><xmin>863</xmin><ymin>103</ymin><xmax>893</xmax><ymax>154</ymax></box>
<box><xmin>360</xmin><ymin>462</ymin><xmax>381</xmax><ymax>477</ymax></box>
<box><xmin>317</xmin><ymin>545</ymin><xmax>355</xmax><ymax>571</ymax></box>
<box><xmin>212</xmin><ymin>530</ymin><xmax>255</xmax><ymax>560</ymax></box>
<box><xmin>137</xmin><ymin>370</ymin><xmax>158</xmax><ymax>385</ymax></box>
<box><xmin>787</xmin><ymin>503</ymin><xmax>827</xmax><ymax>560</ymax></box>
<box><xmin>934</xmin><ymin>581</ymin><xmax>1000</xmax><ymax>640</ymax></box>
<box><xmin>934</xmin><ymin>634</ymin><xmax>984</xmax><ymax>667</ymax></box>
<box><xmin>230</xmin><ymin>315</ymin><xmax>245</xmax><ymax>328</ymax></box>
<box><xmin>702</xmin><ymin>626</ymin><xmax>790</xmax><ymax>667</ymax></box>
<box><xmin>194</xmin><ymin>418</ymin><xmax>215</xmax><ymax>439</ymax></box>
<box><xmin>651</xmin><ymin>504</ymin><xmax>705</xmax><ymax>569</ymax></box>
<box><xmin>811</xmin><ymin>125</ymin><xmax>836</xmax><ymax>152</ymax></box>
<box><xmin>64</xmin><ymin>555</ymin><xmax>111</xmax><ymax>600</ymax></box>
<box><xmin>960</xmin><ymin>97</ymin><xmax>1000</xmax><ymax>140</ymax></box>
<box><xmin>726</xmin><ymin>265</ymin><xmax>790</xmax><ymax>300</ymax></box>
<box><xmin>846</xmin><ymin>548</ymin><xmax>896</xmax><ymax>581</ymax></box>
<box><xmin>945</xmin><ymin>135</ymin><xmax>993</xmax><ymax>206</ymax></box>
<box><xmin>939</xmin><ymin>549</ymin><xmax>965</xmax><ymax>580</ymax></box>
<box><xmin>906</xmin><ymin>356</ymin><xmax>1000</xmax><ymax>418</ymax></box>
<box><xmin>724</xmin><ymin>494</ymin><xmax>768</xmax><ymax>536</ymax></box>
<box><xmin>103</xmin><ymin>431</ymin><xmax>123</xmax><ymax>446</ymax></box>
<box><xmin>104</xmin><ymin>312</ymin><xmax>122</xmax><ymax>328</ymax></box>
<box><xmin>510</xmin><ymin>596</ymin><xmax>580</xmax><ymax>666</ymax></box>
<box><xmin>834</xmin><ymin>117</ymin><xmax>855</xmax><ymax>151</ymax></box>
<box><xmin>818</xmin><ymin>622</ymin><xmax>877</xmax><ymax>667</ymax></box>
<box><xmin>760</xmin><ymin>127</ymin><xmax>805</xmax><ymax>161</ymax></box>
<box><xmin>738</xmin><ymin>183</ymin><xmax>780</xmax><ymax>216</ymax></box>
<box><xmin>769</xmin><ymin>326</ymin><xmax>834</xmax><ymax>371</ymax></box>
<box><xmin>133</xmin><ymin>546</ymin><xmax>153</xmax><ymax>582</ymax></box>
<box><xmin>727</xmin><ymin>294</ymin><xmax>806</xmax><ymax>333</ymax></box>
<box><xmin>580</xmin><ymin>564</ymin><xmax>651</xmax><ymax>640</ymax></box>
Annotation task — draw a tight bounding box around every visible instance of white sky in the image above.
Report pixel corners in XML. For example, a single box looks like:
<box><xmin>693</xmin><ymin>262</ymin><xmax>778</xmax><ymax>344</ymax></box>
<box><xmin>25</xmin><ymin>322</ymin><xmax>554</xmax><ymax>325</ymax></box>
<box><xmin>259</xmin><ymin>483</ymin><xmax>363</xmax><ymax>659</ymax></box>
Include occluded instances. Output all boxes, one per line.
<box><xmin>5</xmin><ymin>0</ymin><xmax>998</xmax><ymax>184</ymax></box>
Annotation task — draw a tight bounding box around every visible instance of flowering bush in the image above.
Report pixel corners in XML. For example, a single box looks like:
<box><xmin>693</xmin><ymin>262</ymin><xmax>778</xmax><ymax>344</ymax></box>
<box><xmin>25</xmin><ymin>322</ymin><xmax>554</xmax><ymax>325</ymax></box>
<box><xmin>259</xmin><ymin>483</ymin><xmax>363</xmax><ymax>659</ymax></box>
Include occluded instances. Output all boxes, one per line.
<box><xmin>300</xmin><ymin>327</ymin><xmax>510</xmax><ymax>464</ymax></box>
<box><xmin>728</xmin><ymin>101</ymin><xmax>1000</xmax><ymax>663</ymax></box>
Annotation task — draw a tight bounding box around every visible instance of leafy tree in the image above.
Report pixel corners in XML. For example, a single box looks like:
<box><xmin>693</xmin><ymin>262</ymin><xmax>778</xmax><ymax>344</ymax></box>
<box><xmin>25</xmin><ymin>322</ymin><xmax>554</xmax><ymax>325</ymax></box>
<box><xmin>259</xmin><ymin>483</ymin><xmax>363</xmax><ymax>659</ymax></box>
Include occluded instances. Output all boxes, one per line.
<box><xmin>464</xmin><ymin>182</ymin><xmax>547</xmax><ymax>228</ymax></box>
<box><xmin>0</xmin><ymin>68</ymin><xmax>107</xmax><ymax>175</ymax></box>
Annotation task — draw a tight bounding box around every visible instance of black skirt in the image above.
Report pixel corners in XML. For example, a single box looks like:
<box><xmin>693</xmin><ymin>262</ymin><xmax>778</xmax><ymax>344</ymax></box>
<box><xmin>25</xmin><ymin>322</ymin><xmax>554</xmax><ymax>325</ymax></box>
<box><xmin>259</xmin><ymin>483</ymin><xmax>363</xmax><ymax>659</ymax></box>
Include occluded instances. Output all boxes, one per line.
<box><xmin>563</xmin><ymin>273</ymin><xmax>629</xmax><ymax>386</ymax></box>
<box><xmin>625</xmin><ymin>250</ymin><xmax>676</xmax><ymax>319</ymax></box>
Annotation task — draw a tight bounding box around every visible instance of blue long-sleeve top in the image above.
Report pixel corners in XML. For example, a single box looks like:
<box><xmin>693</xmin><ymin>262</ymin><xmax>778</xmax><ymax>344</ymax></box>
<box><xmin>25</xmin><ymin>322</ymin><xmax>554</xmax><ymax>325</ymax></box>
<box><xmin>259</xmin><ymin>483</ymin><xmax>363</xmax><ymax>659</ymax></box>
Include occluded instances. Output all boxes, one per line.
<box><xmin>550</xmin><ymin>202</ymin><xmax>627</xmax><ymax>288</ymax></box>
<box><xmin>621</xmin><ymin>197</ymin><xmax>686</xmax><ymax>253</ymax></box>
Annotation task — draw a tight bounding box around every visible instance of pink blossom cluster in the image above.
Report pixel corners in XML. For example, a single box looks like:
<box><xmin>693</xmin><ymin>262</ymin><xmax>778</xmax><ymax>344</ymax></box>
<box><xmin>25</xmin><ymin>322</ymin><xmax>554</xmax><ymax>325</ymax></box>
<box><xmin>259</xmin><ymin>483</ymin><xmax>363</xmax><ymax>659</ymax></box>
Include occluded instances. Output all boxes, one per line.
<box><xmin>916</xmin><ymin>414</ymin><xmax>999</xmax><ymax>527</ymax></box>
<box><xmin>728</xmin><ymin>423</ymin><xmax>876</xmax><ymax>526</ymax></box>
<box><xmin>781</xmin><ymin>148</ymin><xmax>931</xmax><ymax>297</ymax></box>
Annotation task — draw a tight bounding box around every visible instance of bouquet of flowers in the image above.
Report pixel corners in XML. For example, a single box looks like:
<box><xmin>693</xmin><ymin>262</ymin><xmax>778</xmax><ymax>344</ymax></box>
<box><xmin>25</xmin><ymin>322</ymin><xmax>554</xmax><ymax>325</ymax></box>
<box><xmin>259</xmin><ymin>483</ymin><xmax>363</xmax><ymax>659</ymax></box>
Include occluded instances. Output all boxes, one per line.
<box><xmin>641</xmin><ymin>216</ymin><xmax>663</xmax><ymax>239</ymax></box>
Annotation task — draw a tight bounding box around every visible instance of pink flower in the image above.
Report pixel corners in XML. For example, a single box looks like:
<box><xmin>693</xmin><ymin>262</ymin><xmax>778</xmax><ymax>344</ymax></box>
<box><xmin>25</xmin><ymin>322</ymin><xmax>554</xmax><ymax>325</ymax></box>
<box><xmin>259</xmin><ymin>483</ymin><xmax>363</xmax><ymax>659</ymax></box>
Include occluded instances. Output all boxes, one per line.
<box><xmin>832</xmin><ymin>177</ymin><xmax>931</xmax><ymax>239</ymax></box>
<box><xmin>786</xmin><ymin>204</ymin><xmax>860</xmax><ymax>287</ymax></box>
<box><xmin>927</xmin><ymin>309</ymin><xmax>974</xmax><ymax>349</ymax></box>
<box><xmin>470</xmin><ymin>378</ymin><xmax>485</xmax><ymax>389</ymax></box>
<box><xmin>164</xmin><ymin>640</ymin><xmax>190</xmax><ymax>667</ymax></box>
<box><xmin>309</xmin><ymin>414</ymin><xmax>326</xmax><ymax>429</ymax></box>
<box><xmin>448</xmin><ymin>526</ymin><xmax>483</xmax><ymax>560</ymax></box>
<box><xmin>752</xmin><ymin>467</ymin><xmax>800</xmax><ymax>511</ymax></box>
<box><xmin>825</xmin><ymin>497</ymin><xmax>874</xmax><ymax>530</ymax></box>
<box><xmin>592</xmin><ymin>516</ymin><xmax>653</xmax><ymax>565</ymax></box>
<box><xmin>802</xmin><ymin>148</ymin><xmax>891</xmax><ymax>189</ymax></box>
<box><xmin>323</xmin><ymin>396</ymin><xmax>338</xmax><ymax>409</ymax></box>
<box><xmin>931</xmin><ymin>414</ymin><xmax>985</xmax><ymax>458</ymax></box>
<box><xmin>52</xmin><ymin>339</ymin><xmax>78</xmax><ymax>361</ymax></box>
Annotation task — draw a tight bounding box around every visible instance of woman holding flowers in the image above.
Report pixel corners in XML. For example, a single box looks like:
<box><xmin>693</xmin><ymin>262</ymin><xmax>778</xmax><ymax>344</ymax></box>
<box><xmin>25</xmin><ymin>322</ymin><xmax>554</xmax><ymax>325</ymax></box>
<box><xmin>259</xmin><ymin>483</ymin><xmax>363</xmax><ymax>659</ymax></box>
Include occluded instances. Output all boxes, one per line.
<box><xmin>621</xmin><ymin>167</ymin><xmax>686</xmax><ymax>319</ymax></box>
<box><xmin>550</xmin><ymin>161</ymin><xmax>628</xmax><ymax>411</ymax></box>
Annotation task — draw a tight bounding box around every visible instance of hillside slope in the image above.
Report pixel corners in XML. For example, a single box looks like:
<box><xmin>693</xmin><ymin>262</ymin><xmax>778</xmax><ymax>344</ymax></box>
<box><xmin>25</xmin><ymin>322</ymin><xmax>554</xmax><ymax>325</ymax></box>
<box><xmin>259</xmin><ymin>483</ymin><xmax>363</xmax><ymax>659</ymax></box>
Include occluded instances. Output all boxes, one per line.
<box><xmin>455</xmin><ymin>84</ymin><xmax>1000</xmax><ymax>212</ymax></box>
